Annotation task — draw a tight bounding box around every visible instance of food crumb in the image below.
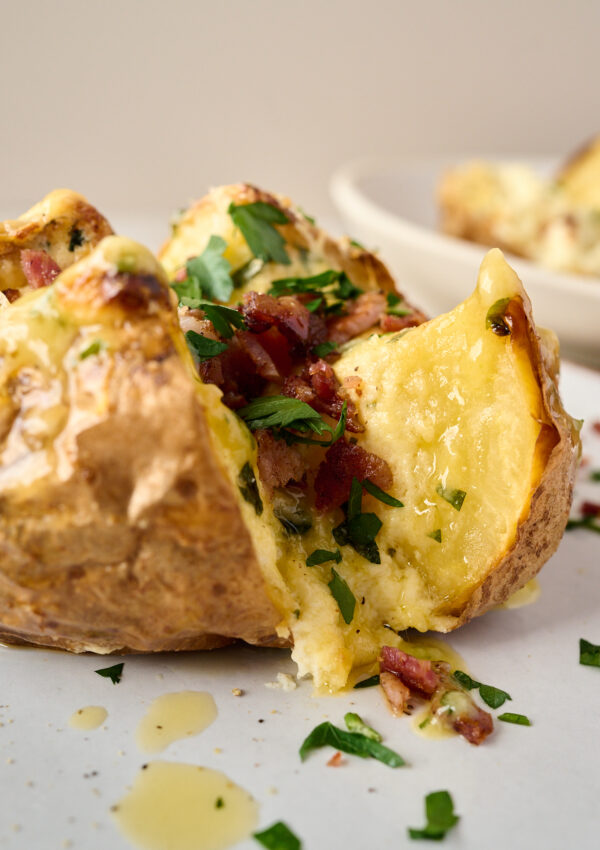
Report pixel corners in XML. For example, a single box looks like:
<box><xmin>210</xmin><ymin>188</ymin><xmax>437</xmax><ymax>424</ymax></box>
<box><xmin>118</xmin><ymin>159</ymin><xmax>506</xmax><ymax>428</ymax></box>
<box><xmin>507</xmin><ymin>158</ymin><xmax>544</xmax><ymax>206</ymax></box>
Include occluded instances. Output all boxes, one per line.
<box><xmin>368</xmin><ymin>787</ymin><xmax>377</xmax><ymax>793</ymax></box>
<box><xmin>62</xmin><ymin>840</ymin><xmax>73</xmax><ymax>849</ymax></box>
<box><xmin>327</xmin><ymin>751</ymin><xmax>345</xmax><ymax>767</ymax></box>
<box><xmin>214</xmin><ymin>748</ymin><xmax>223</xmax><ymax>754</ymax></box>
<box><xmin>231</xmin><ymin>688</ymin><xmax>244</xmax><ymax>697</ymax></box>
<box><xmin>267</xmin><ymin>786</ymin><xmax>278</xmax><ymax>795</ymax></box>
<box><xmin>6</xmin><ymin>757</ymin><xmax>15</xmax><ymax>765</ymax></box>
<box><xmin>265</xmin><ymin>673</ymin><xmax>297</xmax><ymax>691</ymax></box>
<box><xmin>12</xmin><ymin>824</ymin><xmax>21</xmax><ymax>833</ymax></box>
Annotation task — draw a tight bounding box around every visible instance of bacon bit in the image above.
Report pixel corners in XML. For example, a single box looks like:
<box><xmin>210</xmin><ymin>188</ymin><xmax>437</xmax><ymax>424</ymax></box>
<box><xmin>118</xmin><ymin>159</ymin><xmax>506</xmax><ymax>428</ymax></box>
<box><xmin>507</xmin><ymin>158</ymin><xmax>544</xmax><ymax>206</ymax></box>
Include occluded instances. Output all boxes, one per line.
<box><xmin>342</xmin><ymin>376</ymin><xmax>363</xmax><ymax>391</ymax></box>
<box><xmin>593</xmin><ymin>422</ymin><xmax>600</xmax><ymax>435</ymax></box>
<box><xmin>452</xmin><ymin>708</ymin><xmax>494</xmax><ymax>746</ymax></box>
<box><xmin>314</xmin><ymin>440</ymin><xmax>393</xmax><ymax>512</ymax></box>
<box><xmin>580</xmin><ymin>456</ymin><xmax>590</xmax><ymax>469</ymax></box>
<box><xmin>307</xmin><ymin>359</ymin><xmax>338</xmax><ymax>402</ymax></box>
<box><xmin>326</xmin><ymin>751</ymin><xmax>346</xmax><ymax>767</ymax></box>
<box><xmin>2</xmin><ymin>289</ymin><xmax>21</xmax><ymax>303</ymax></box>
<box><xmin>282</xmin><ymin>366</ymin><xmax>362</xmax><ymax>433</ymax></box>
<box><xmin>237</xmin><ymin>332</ymin><xmax>281</xmax><ymax>382</ymax></box>
<box><xmin>20</xmin><ymin>249</ymin><xmax>61</xmax><ymax>289</ymax></box>
<box><xmin>581</xmin><ymin>501</ymin><xmax>600</xmax><ymax>518</ymax></box>
<box><xmin>380</xmin><ymin>671</ymin><xmax>411</xmax><ymax>716</ymax></box>
<box><xmin>379</xmin><ymin>647</ymin><xmax>439</xmax><ymax>697</ymax></box>
<box><xmin>198</xmin><ymin>339</ymin><xmax>266</xmax><ymax>409</ymax></box>
<box><xmin>254</xmin><ymin>327</ymin><xmax>293</xmax><ymax>375</ymax></box>
<box><xmin>327</xmin><ymin>291</ymin><xmax>386</xmax><ymax>343</ymax></box>
<box><xmin>379</xmin><ymin>310</ymin><xmax>425</xmax><ymax>333</ymax></box>
<box><xmin>255</xmin><ymin>430</ymin><xmax>306</xmax><ymax>496</ymax></box>
<box><xmin>242</xmin><ymin>292</ymin><xmax>311</xmax><ymax>348</ymax></box>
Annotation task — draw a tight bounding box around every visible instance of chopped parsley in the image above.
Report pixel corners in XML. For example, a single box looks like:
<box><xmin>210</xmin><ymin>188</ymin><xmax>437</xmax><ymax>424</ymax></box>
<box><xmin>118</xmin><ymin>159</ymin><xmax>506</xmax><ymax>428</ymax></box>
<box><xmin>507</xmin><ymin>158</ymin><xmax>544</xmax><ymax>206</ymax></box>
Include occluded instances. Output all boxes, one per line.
<box><xmin>328</xmin><ymin>568</ymin><xmax>356</xmax><ymax>624</ymax></box>
<box><xmin>362</xmin><ymin>479</ymin><xmax>404</xmax><ymax>508</ymax></box>
<box><xmin>298</xmin><ymin>206</ymin><xmax>316</xmax><ymax>226</ymax></box>
<box><xmin>566</xmin><ymin>516</ymin><xmax>600</xmax><ymax>534</ymax></box>
<box><xmin>408</xmin><ymin>790</ymin><xmax>459</xmax><ymax>841</ymax></box>
<box><xmin>306</xmin><ymin>548</ymin><xmax>342</xmax><ymax>567</ymax></box>
<box><xmin>312</xmin><ymin>340</ymin><xmax>338</xmax><ymax>358</ymax></box>
<box><xmin>215</xmin><ymin>797</ymin><xmax>225</xmax><ymax>809</ymax></box>
<box><xmin>231</xmin><ymin>257</ymin><xmax>265</xmax><ymax>288</ymax></box>
<box><xmin>353</xmin><ymin>674</ymin><xmax>380</xmax><ymax>689</ymax></box>
<box><xmin>274</xmin><ymin>502</ymin><xmax>312</xmax><ymax>535</ymax></box>
<box><xmin>172</xmin><ymin>234</ymin><xmax>234</xmax><ymax>304</ymax></box>
<box><xmin>427</xmin><ymin>529</ymin><xmax>442</xmax><ymax>543</ymax></box>
<box><xmin>386</xmin><ymin>292</ymin><xmax>411</xmax><ymax>317</ymax></box>
<box><xmin>344</xmin><ymin>712</ymin><xmax>382</xmax><ymax>742</ymax></box>
<box><xmin>349</xmin><ymin>238</ymin><xmax>366</xmax><ymax>250</ymax></box>
<box><xmin>452</xmin><ymin>670</ymin><xmax>512</xmax><ymax>708</ymax></box>
<box><xmin>333</xmin><ymin>479</ymin><xmax>384</xmax><ymax>564</ymax></box>
<box><xmin>68</xmin><ymin>227</ymin><xmax>85</xmax><ymax>251</ymax></box>
<box><xmin>580</xmin><ymin>638</ymin><xmax>600</xmax><ymax>667</ymax></box>
<box><xmin>237</xmin><ymin>396</ymin><xmax>346</xmax><ymax>446</ymax></box>
<box><xmin>238</xmin><ymin>463</ymin><xmax>263</xmax><ymax>516</ymax></box>
<box><xmin>79</xmin><ymin>340</ymin><xmax>104</xmax><ymax>360</ymax></box>
<box><xmin>498</xmin><ymin>712</ymin><xmax>531</xmax><ymax>726</ymax></box>
<box><xmin>185</xmin><ymin>330</ymin><xmax>228</xmax><ymax>362</ymax></box>
<box><xmin>268</xmin><ymin>268</ymin><xmax>363</xmax><ymax>312</ymax></box>
<box><xmin>253</xmin><ymin>821</ymin><xmax>301</xmax><ymax>850</ymax></box>
<box><xmin>436</xmin><ymin>485</ymin><xmax>467</xmax><ymax>512</ymax></box>
<box><xmin>228</xmin><ymin>201</ymin><xmax>290</xmax><ymax>265</ymax></box>
<box><xmin>590</xmin><ymin>470</ymin><xmax>600</xmax><ymax>482</ymax></box>
<box><xmin>485</xmin><ymin>297</ymin><xmax>512</xmax><ymax>336</ymax></box>
<box><xmin>299</xmin><ymin>720</ymin><xmax>405</xmax><ymax>768</ymax></box>
<box><xmin>95</xmin><ymin>663</ymin><xmax>124</xmax><ymax>684</ymax></box>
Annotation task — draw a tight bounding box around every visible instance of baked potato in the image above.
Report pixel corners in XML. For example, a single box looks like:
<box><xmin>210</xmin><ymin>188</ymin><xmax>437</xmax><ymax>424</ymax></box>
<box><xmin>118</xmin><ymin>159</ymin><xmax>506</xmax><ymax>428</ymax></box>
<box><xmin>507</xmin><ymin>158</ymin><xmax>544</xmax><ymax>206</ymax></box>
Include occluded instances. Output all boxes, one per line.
<box><xmin>0</xmin><ymin>185</ymin><xmax>579</xmax><ymax>693</ymax></box>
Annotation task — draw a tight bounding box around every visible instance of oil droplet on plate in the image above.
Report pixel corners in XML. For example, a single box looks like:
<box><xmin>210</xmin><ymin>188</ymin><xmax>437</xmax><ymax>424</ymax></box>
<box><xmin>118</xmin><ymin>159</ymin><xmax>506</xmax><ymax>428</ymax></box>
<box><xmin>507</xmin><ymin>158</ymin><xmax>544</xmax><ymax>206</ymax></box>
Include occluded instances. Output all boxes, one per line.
<box><xmin>111</xmin><ymin>761</ymin><xmax>258</xmax><ymax>850</ymax></box>
<box><xmin>68</xmin><ymin>706</ymin><xmax>108</xmax><ymax>730</ymax></box>
<box><xmin>136</xmin><ymin>691</ymin><xmax>217</xmax><ymax>753</ymax></box>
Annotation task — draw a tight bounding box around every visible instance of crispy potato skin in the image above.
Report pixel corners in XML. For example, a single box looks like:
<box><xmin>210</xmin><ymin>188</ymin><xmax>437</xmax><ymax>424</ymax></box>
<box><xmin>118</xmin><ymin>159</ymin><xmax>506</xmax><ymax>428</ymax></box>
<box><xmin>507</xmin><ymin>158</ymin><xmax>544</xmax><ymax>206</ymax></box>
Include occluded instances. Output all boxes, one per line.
<box><xmin>0</xmin><ymin>239</ymin><xmax>283</xmax><ymax>653</ymax></box>
<box><xmin>0</xmin><ymin>189</ymin><xmax>113</xmax><ymax>295</ymax></box>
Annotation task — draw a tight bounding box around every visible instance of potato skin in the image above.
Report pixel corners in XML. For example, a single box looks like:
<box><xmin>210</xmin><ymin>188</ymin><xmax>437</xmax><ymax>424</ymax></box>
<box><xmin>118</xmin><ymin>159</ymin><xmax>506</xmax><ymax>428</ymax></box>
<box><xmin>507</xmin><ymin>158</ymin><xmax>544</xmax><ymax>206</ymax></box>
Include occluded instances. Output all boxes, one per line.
<box><xmin>0</xmin><ymin>238</ymin><xmax>283</xmax><ymax>653</ymax></box>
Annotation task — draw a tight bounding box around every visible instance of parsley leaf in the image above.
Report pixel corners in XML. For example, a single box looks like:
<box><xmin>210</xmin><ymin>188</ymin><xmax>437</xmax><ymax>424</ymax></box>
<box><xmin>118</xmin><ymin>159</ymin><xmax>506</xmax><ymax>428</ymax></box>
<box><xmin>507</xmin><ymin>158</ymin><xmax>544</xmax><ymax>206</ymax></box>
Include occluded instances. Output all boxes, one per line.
<box><xmin>362</xmin><ymin>479</ymin><xmax>404</xmax><ymax>508</ymax></box>
<box><xmin>348</xmin><ymin>476</ymin><xmax>363</xmax><ymax>520</ymax></box>
<box><xmin>228</xmin><ymin>202</ymin><xmax>290</xmax><ymax>265</ymax></box>
<box><xmin>590</xmin><ymin>470</ymin><xmax>600</xmax><ymax>482</ymax></box>
<box><xmin>238</xmin><ymin>396</ymin><xmax>346</xmax><ymax>447</ymax></box>
<box><xmin>427</xmin><ymin>529</ymin><xmax>442</xmax><ymax>543</ymax></box>
<box><xmin>69</xmin><ymin>227</ymin><xmax>85</xmax><ymax>251</ymax></box>
<box><xmin>232</xmin><ymin>257</ymin><xmax>265</xmax><ymax>288</ymax></box>
<box><xmin>185</xmin><ymin>330</ymin><xmax>228</xmax><ymax>362</ymax></box>
<box><xmin>580</xmin><ymin>638</ymin><xmax>600</xmax><ymax>667</ymax></box>
<box><xmin>328</xmin><ymin>568</ymin><xmax>356</xmax><ymax>624</ymax></box>
<box><xmin>306</xmin><ymin>548</ymin><xmax>342</xmax><ymax>567</ymax></box>
<box><xmin>350</xmin><ymin>238</ymin><xmax>366</xmax><ymax>250</ymax></box>
<box><xmin>485</xmin><ymin>297</ymin><xmax>512</xmax><ymax>336</ymax></box>
<box><xmin>95</xmin><ymin>663</ymin><xmax>124</xmax><ymax>684</ymax></box>
<box><xmin>269</xmin><ymin>269</ymin><xmax>344</xmax><ymax>297</ymax></box>
<box><xmin>333</xmin><ymin>478</ymin><xmax>383</xmax><ymax>564</ymax></box>
<box><xmin>312</xmin><ymin>340</ymin><xmax>338</xmax><ymax>358</ymax></box>
<box><xmin>353</xmin><ymin>674</ymin><xmax>380</xmax><ymax>689</ymax></box>
<box><xmin>79</xmin><ymin>340</ymin><xmax>104</xmax><ymax>360</ymax></box>
<box><xmin>386</xmin><ymin>292</ymin><xmax>411</xmax><ymax>317</ymax></box>
<box><xmin>172</xmin><ymin>235</ymin><xmax>233</xmax><ymax>304</ymax></box>
<box><xmin>215</xmin><ymin>797</ymin><xmax>225</xmax><ymax>809</ymax></box>
<box><xmin>408</xmin><ymin>790</ymin><xmax>459</xmax><ymax>841</ymax></box>
<box><xmin>253</xmin><ymin>821</ymin><xmax>301</xmax><ymax>850</ymax></box>
<box><xmin>566</xmin><ymin>516</ymin><xmax>600</xmax><ymax>534</ymax></box>
<box><xmin>238</xmin><ymin>463</ymin><xmax>263</xmax><ymax>516</ymax></box>
<box><xmin>436</xmin><ymin>485</ymin><xmax>467</xmax><ymax>511</ymax></box>
<box><xmin>299</xmin><ymin>721</ymin><xmax>405</xmax><ymax>768</ymax></box>
<box><xmin>453</xmin><ymin>670</ymin><xmax>512</xmax><ymax>708</ymax></box>
<box><xmin>498</xmin><ymin>712</ymin><xmax>531</xmax><ymax>726</ymax></box>
<box><xmin>344</xmin><ymin>712</ymin><xmax>382</xmax><ymax>742</ymax></box>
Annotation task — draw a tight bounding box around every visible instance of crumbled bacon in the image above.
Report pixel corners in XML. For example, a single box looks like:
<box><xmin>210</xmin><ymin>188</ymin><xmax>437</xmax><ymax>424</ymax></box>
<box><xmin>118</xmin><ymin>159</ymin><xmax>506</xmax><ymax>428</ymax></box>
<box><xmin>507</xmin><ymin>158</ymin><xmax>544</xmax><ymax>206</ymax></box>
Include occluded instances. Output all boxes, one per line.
<box><xmin>2</xmin><ymin>289</ymin><xmax>20</xmax><ymax>303</ymax></box>
<box><xmin>379</xmin><ymin>310</ymin><xmax>425</xmax><ymax>333</ymax></box>
<box><xmin>592</xmin><ymin>422</ymin><xmax>600</xmax><ymax>435</ymax></box>
<box><xmin>379</xmin><ymin>647</ymin><xmax>439</xmax><ymax>697</ymax></box>
<box><xmin>282</xmin><ymin>363</ymin><xmax>362</xmax><ymax>433</ymax></box>
<box><xmin>237</xmin><ymin>332</ymin><xmax>280</xmax><ymax>382</ymax></box>
<box><xmin>326</xmin><ymin>751</ymin><xmax>346</xmax><ymax>767</ymax></box>
<box><xmin>327</xmin><ymin>291</ymin><xmax>387</xmax><ymax>343</ymax></box>
<box><xmin>581</xmin><ymin>501</ymin><xmax>600</xmax><ymax>518</ymax></box>
<box><xmin>452</xmin><ymin>707</ymin><xmax>494</xmax><ymax>746</ymax></box>
<box><xmin>255</xmin><ymin>430</ymin><xmax>306</xmax><ymax>496</ymax></box>
<box><xmin>20</xmin><ymin>249</ymin><xmax>61</xmax><ymax>289</ymax></box>
<box><xmin>242</xmin><ymin>292</ymin><xmax>311</xmax><ymax>349</ymax></box>
<box><xmin>379</xmin><ymin>671</ymin><xmax>411</xmax><ymax>716</ymax></box>
<box><xmin>198</xmin><ymin>339</ymin><xmax>266</xmax><ymax>409</ymax></box>
<box><xmin>314</xmin><ymin>439</ymin><xmax>393</xmax><ymax>512</ymax></box>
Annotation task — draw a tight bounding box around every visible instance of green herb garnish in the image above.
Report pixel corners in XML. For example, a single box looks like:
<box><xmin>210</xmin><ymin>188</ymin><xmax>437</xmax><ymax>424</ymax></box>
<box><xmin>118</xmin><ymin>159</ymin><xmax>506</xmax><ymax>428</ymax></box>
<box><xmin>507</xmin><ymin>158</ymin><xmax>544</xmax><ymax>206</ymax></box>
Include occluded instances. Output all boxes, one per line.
<box><xmin>328</xmin><ymin>568</ymin><xmax>356</xmax><ymax>624</ymax></box>
<box><xmin>436</xmin><ymin>485</ymin><xmax>466</xmax><ymax>512</ymax></box>
<box><xmin>427</xmin><ymin>529</ymin><xmax>442</xmax><ymax>543</ymax></box>
<box><xmin>580</xmin><ymin>638</ymin><xmax>600</xmax><ymax>667</ymax></box>
<box><xmin>344</xmin><ymin>712</ymin><xmax>382</xmax><ymax>742</ymax></box>
<box><xmin>498</xmin><ymin>713</ymin><xmax>531</xmax><ymax>726</ymax></box>
<box><xmin>269</xmin><ymin>269</ymin><xmax>340</xmax><ymax>297</ymax></box>
<box><xmin>238</xmin><ymin>396</ymin><xmax>346</xmax><ymax>446</ymax></box>
<box><xmin>79</xmin><ymin>340</ymin><xmax>104</xmax><ymax>360</ymax></box>
<box><xmin>238</xmin><ymin>463</ymin><xmax>263</xmax><ymax>516</ymax></box>
<box><xmin>312</xmin><ymin>340</ymin><xmax>338</xmax><ymax>358</ymax></box>
<box><xmin>353</xmin><ymin>674</ymin><xmax>380</xmax><ymax>689</ymax></box>
<box><xmin>215</xmin><ymin>797</ymin><xmax>225</xmax><ymax>809</ymax></box>
<box><xmin>485</xmin><ymin>297</ymin><xmax>512</xmax><ymax>336</ymax></box>
<box><xmin>350</xmin><ymin>238</ymin><xmax>366</xmax><ymax>250</ymax></box>
<box><xmin>452</xmin><ymin>670</ymin><xmax>511</xmax><ymax>708</ymax></box>
<box><xmin>362</xmin><ymin>479</ymin><xmax>404</xmax><ymax>508</ymax></box>
<box><xmin>590</xmin><ymin>470</ymin><xmax>600</xmax><ymax>482</ymax></box>
<box><xmin>299</xmin><ymin>721</ymin><xmax>405</xmax><ymax>768</ymax></box>
<box><xmin>333</xmin><ymin>478</ymin><xmax>383</xmax><ymax>564</ymax></box>
<box><xmin>274</xmin><ymin>503</ymin><xmax>312</xmax><ymax>535</ymax></box>
<box><xmin>566</xmin><ymin>516</ymin><xmax>600</xmax><ymax>534</ymax></box>
<box><xmin>173</xmin><ymin>235</ymin><xmax>234</xmax><ymax>304</ymax></box>
<box><xmin>228</xmin><ymin>201</ymin><xmax>290</xmax><ymax>265</ymax></box>
<box><xmin>185</xmin><ymin>330</ymin><xmax>228</xmax><ymax>362</ymax></box>
<box><xmin>306</xmin><ymin>548</ymin><xmax>342</xmax><ymax>567</ymax></box>
<box><xmin>386</xmin><ymin>292</ymin><xmax>411</xmax><ymax>317</ymax></box>
<box><xmin>408</xmin><ymin>790</ymin><xmax>459</xmax><ymax>841</ymax></box>
<box><xmin>193</xmin><ymin>302</ymin><xmax>245</xmax><ymax>339</ymax></box>
<box><xmin>69</xmin><ymin>227</ymin><xmax>85</xmax><ymax>251</ymax></box>
<box><xmin>298</xmin><ymin>207</ymin><xmax>316</xmax><ymax>226</ymax></box>
<box><xmin>253</xmin><ymin>821</ymin><xmax>301</xmax><ymax>850</ymax></box>
<box><xmin>95</xmin><ymin>663</ymin><xmax>124</xmax><ymax>684</ymax></box>
<box><xmin>231</xmin><ymin>257</ymin><xmax>265</xmax><ymax>288</ymax></box>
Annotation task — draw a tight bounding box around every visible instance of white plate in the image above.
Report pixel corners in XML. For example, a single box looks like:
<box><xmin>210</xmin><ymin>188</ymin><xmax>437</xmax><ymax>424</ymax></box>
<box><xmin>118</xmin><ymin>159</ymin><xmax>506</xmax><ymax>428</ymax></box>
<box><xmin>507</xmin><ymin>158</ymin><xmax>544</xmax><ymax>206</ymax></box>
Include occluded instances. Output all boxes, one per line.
<box><xmin>330</xmin><ymin>157</ymin><xmax>600</xmax><ymax>368</ymax></box>
<box><xmin>1</xmin><ymin>362</ymin><xmax>599</xmax><ymax>849</ymax></box>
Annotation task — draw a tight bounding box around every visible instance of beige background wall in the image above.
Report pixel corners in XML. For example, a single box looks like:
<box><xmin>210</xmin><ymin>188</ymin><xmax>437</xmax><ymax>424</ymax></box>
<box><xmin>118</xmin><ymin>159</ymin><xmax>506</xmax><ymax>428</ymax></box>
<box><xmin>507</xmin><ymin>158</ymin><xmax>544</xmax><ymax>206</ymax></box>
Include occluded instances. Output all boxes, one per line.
<box><xmin>2</xmin><ymin>0</ymin><xmax>599</xmax><ymax>227</ymax></box>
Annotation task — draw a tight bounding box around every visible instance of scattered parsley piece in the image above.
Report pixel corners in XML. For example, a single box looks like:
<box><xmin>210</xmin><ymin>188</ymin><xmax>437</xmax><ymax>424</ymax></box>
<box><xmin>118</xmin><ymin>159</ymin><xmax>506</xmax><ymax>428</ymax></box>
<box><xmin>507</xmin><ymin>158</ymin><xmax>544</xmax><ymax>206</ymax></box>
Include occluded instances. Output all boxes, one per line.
<box><xmin>299</xmin><ymin>721</ymin><xmax>405</xmax><ymax>768</ymax></box>
<box><xmin>312</xmin><ymin>340</ymin><xmax>338</xmax><ymax>358</ymax></box>
<box><xmin>274</xmin><ymin>503</ymin><xmax>312</xmax><ymax>535</ymax></box>
<box><xmin>386</xmin><ymin>292</ymin><xmax>411</xmax><ymax>317</ymax></box>
<box><xmin>485</xmin><ymin>297</ymin><xmax>512</xmax><ymax>336</ymax></box>
<box><xmin>269</xmin><ymin>269</ymin><xmax>340</xmax><ymax>297</ymax></box>
<box><xmin>238</xmin><ymin>396</ymin><xmax>346</xmax><ymax>447</ymax></box>
<box><xmin>306</xmin><ymin>548</ymin><xmax>342</xmax><ymax>567</ymax></box>
<box><xmin>408</xmin><ymin>790</ymin><xmax>459</xmax><ymax>841</ymax></box>
<box><xmin>228</xmin><ymin>201</ymin><xmax>290</xmax><ymax>265</ymax></box>
<box><xmin>95</xmin><ymin>663</ymin><xmax>124</xmax><ymax>684</ymax></box>
<box><xmin>231</xmin><ymin>257</ymin><xmax>265</xmax><ymax>288</ymax></box>
<box><xmin>333</xmin><ymin>513</ymin><xmax>382</xmax><ymax>564</ymax></box>
<box><xmin>453</xmin><ymin>670</ymin><xmax>511</xmax><ymax>708</ymax></box>
<box><xmin>348</xmin><ymin>476</ymin><xmax>364</xmax><ymax>520</ymax></box>
<box><xmin>436</xmin><ymin>485</ymin><xmax>466</xmax><ymax>512</ymax></box>
<box><xmin>172</xmin><ymin>235</ymin><xmax>234</xmax><ymax>304</ymax></box>
<box><xmin>580</xmin><ymin>638</ymin><xmax>600</xmax><ymax>667</ymax></box>
<box><xmin>328</xmin><ymin>568</ymin><xmax>356</xmax><ymax>624</ymax></box>
<box><xmin>185</xmin><ymin>330</ymin><xmax>228</xmax><ymax>362</ymax></box>
<box><xmin>298</xmin><ymin>206</ymin><xmax>316</xmax><ymax>226</ymax></box>
<box><xmin>353</xmin><ymin>674</ymin><xmax>380</xmax><ymax>689</ymax></box>
<box><xmin>498</xmin><ymin>713</ymin><xmax>531</xmax><ymax>726</ymax></box>
<box><xmin>427</xmin><ymin>529</ymin><xmax>442</xmax><ymax>543</ymax></box>
<box><xmin>590</xmin><ymin>470</ymin><xmax>600</xmax><ymax>482</ymax></box>
<box><xmin>566</xmin><ymin>516</ymin><xmax>600</xmax><ymax>534</ymax></box>
<box><xmin>79</xmin><ymin>340</ymin><xmax>104</xmax><ymax>360</ymax></box>
<box><xmin>215</xmin><ymin>797</ymin><xmax>225</xmax><ymax>809</ymax></box>
<box><xmin>196</xmin><ymin>302</ymin><xmax>245</xmax><ymax>339</ymax></box>
<box><xmin>253</xmin><ymin>821</ymin><xmax>301</xmax><ymax>850</ymax></box>
<box><xmin>344</xmin><ymin>712</ymin><xmax>382</xmax><ymax>742</ymax></box>
<box><xmin>238</xmin><ymin>463</ymin><xmax>263</xmax><ymax>516</ymax></box>
<box><xmin>362</xmin><ymin>479</ymin><xmax>404</xmax><ymax>508</ymax></box>
<box><xmin>68</xmin><ymin>227</ymin><xmax>85</xmax><ymax>251</ymax></box>
<box><xmin>305</xmin><ymin>297</ymin><xmax>324</xmax><ymax>312</ymax></box>
<box><xmin>350</xmin><ymin>238</ymin><xmax>366</xmax><ymax>250</ymax></box>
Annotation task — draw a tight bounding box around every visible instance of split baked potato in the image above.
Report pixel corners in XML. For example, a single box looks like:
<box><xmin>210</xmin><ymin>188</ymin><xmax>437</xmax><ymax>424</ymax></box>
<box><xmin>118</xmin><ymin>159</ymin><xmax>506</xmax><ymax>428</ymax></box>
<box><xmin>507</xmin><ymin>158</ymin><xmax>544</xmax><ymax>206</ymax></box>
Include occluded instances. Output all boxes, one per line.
<box><xmin>0</xmin><ymin>186</ymin><xmax>579</xmax><ymax>692</ymax></box>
